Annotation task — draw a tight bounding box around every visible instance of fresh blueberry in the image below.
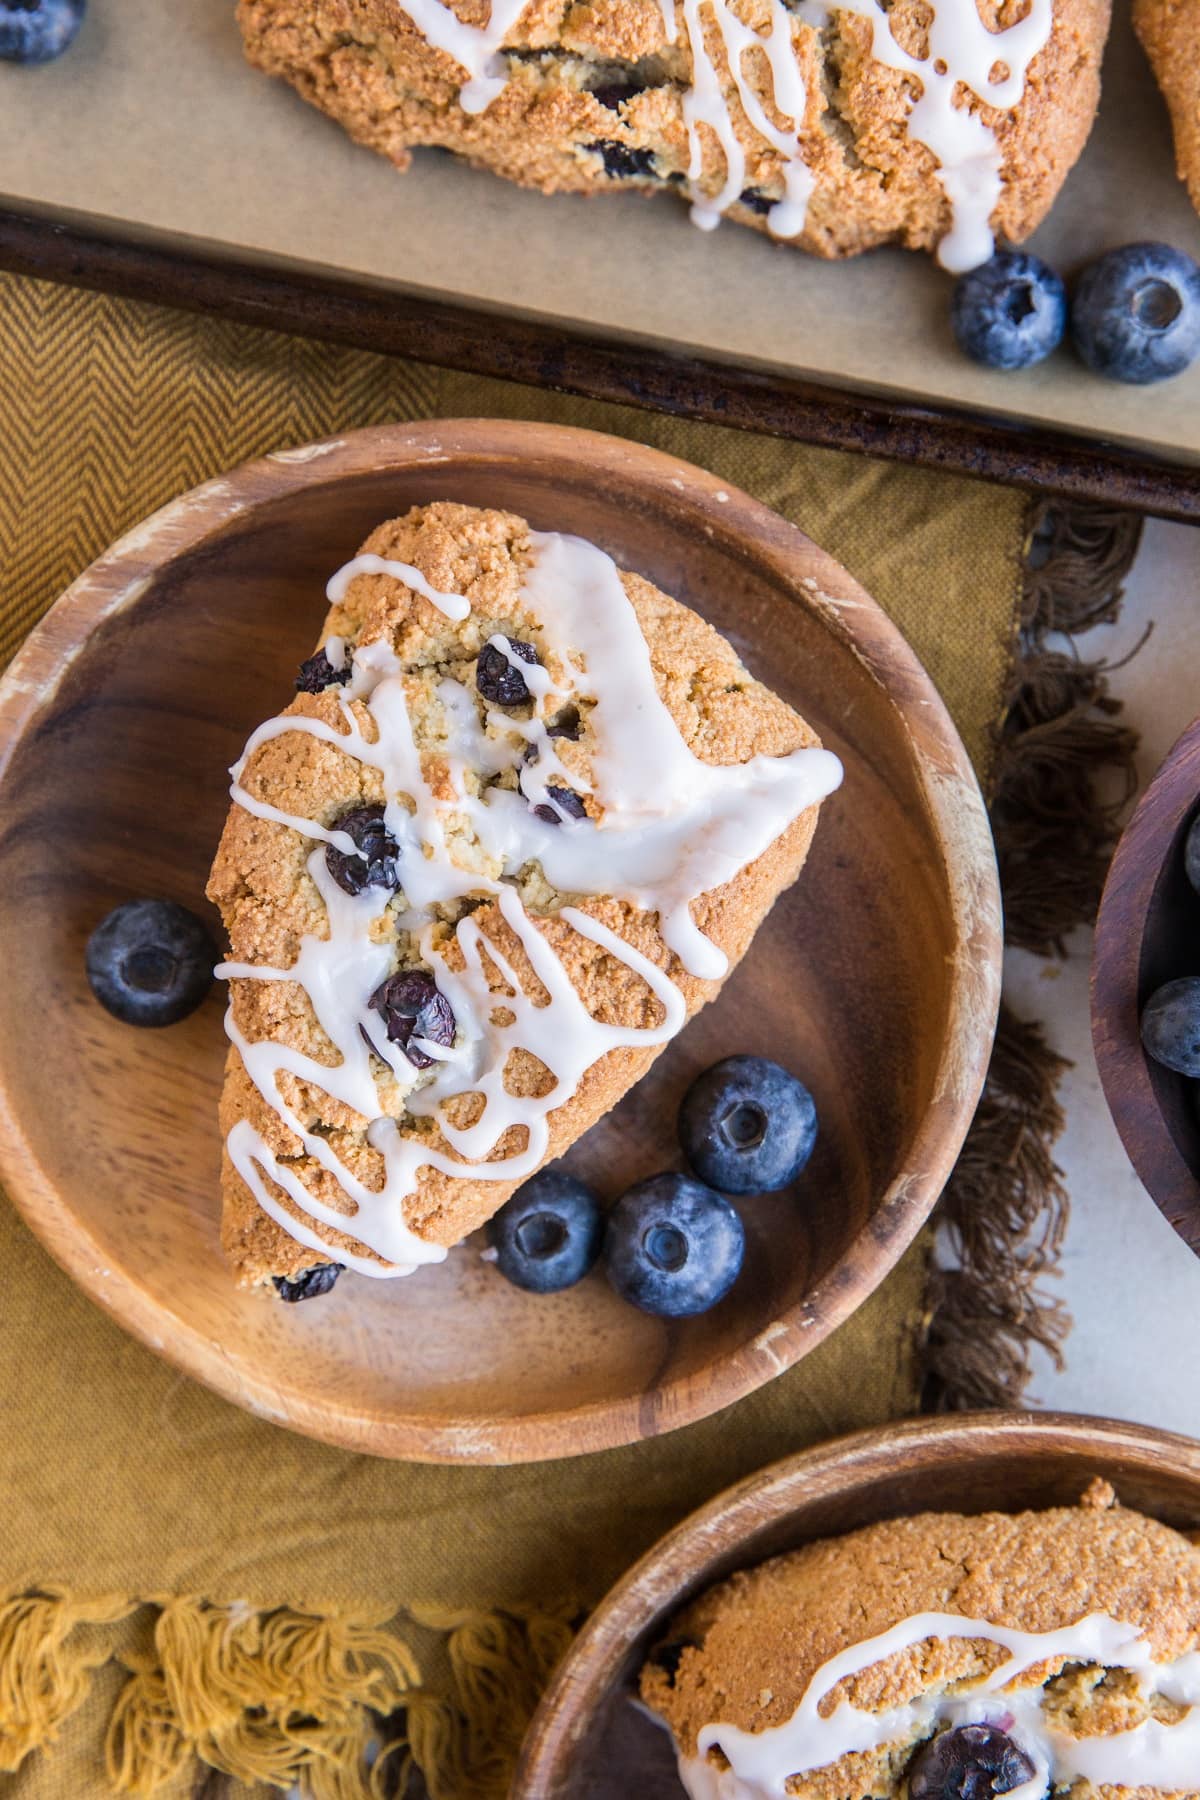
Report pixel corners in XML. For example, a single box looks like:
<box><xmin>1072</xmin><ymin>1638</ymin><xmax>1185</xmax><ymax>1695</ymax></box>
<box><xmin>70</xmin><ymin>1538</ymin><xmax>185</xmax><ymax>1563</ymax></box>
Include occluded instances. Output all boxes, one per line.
<box><xmin>0</xmin><ymin>0</ymin><xmax>85</xmax><ymax>64</ymax></box>
<box><xmin>476</xmin><ymin>638</ymin><xmax>539</xmax><ymax>706</ymax></box>
<box><xmin>605</xmin><ymin>1173</ymin><xmax>744</xmax><ymax>1317</ymax></box>
<box><xmin>296</xmin><ymin>647</ymin><xmax>351</xmax><ymax>693</ymax></box>
<box><xmin>1071</xmin><ymin>242</ymin><xmax>1200</xmax><ymax>384</ymax></box>
<box><xmin>486</xmin><ymin>1169</ymin><xmax>603</xmax><ymax>1293</ymax></box>
<box><xmin>1141</xmin><ymin>977</ymin><xmax>1200</xmax><ymax>1078</ymax></box>
<box><xmin>679</xmin><ymin>1055</ymin><xmax>817</xmax><ymax>1195</ymax></box>
<box><xmin>951</xmin><ymin>252</ymin><xmax>1066</xmax><ymax>371</ymax></box>
<box><xmin>273</xmin><ymin>1262</ymin><xmax>344</xmax><ymax>1302</ymax></box>
<box><xmin>86</xmin><ymin>899</ymin><xmax>216</xmax><ymax>1028</ymax></box>
<box><xmin>1185</xmin><ymin>811</ymin><xmax>1200</xmax><ymax>895</ymax></box>
<box><xmin>324</xmin><ymin>805</ymin><xmax>400</xmax><ymax>897</ymax></box>
<box><xmin>907</xmin><ymin>1724</ymin><xmax>1039</xmax><ymax>1799</ymax></box>
<box><xmin>367</xmin><ymin>969</ymin><xmax>455</xmax><ymax>1070</ymax></box>
<box><xmin>587</xmin><ymin>140</ymin><xmax>658</xmax><ymax>180</ymax></box>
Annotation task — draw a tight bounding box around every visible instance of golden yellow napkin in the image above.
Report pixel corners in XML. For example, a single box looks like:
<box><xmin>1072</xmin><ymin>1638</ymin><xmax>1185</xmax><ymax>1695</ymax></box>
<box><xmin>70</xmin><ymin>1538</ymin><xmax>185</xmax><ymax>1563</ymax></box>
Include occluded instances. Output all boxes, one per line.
<box><xmin>0</xmin><ymin>272</ymin><xmax>1025</xmax><ymax>1800</ymax></box>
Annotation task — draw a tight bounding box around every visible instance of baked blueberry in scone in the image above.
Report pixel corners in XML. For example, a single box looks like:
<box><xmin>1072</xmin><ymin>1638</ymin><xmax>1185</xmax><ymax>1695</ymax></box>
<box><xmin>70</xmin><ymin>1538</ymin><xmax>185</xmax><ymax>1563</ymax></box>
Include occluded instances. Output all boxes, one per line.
<box><xmin>641</xmin><ymin>1481</ymin><xmax>1200</xmax><ymax>1797</ymax></box>
<box><xmin>206</xmin><ymin>502</ymin><xmax>840</xmax><ymax>1289</ymax></box>
<box><xmin>236</xmin><ymin>0</ymin><xmax>1111</xmax><ymax>272</ymax></box>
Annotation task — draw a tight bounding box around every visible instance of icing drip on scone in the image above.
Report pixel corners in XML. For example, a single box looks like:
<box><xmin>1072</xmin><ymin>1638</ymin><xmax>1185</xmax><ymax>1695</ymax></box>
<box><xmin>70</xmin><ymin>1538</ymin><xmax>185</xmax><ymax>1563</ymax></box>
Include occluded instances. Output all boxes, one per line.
<box><xmin>679</xmin><ymin>1609</ymin><xmax>1200</xmax><ymax>1799</ymax></box>
<box><xmin>679</xmin><ymin>0</ymin><xmax>816</xmax><ymax>238</ymax></box>
<box><xmin>218</xmin><ymin>529</ymin><xmax>841</xmax><ymax>1278</ymax></box>
<box><xmin>378</xmin><ymin>0</ymin><xmax>1053</xmax><ymax>267</ymax></box>
<box><xmin>796</xmin><ymin>0</ymin><xmax>1055</xmax><ymax>271</ymax></box>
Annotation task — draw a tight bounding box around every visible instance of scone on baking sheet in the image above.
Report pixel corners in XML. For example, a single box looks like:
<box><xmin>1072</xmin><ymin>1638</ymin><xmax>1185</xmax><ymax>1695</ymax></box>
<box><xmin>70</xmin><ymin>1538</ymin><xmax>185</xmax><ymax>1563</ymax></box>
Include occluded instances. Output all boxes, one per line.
<box><xmin>236</xmin><ymin>0</ymin><xmax>1111</xmax><ymax>273</ymax></box>
<box><xmin>205</xmin><ymin>501</ymin><xmax>841</xmax><ymax>1290</ymax></box>
<box><xmin>640</xmin><ymin>1481</ymin><xmax>1200</xmax><ymax>1798</ymax></box>
<box><xmin>1135</xmin><ymin>0</ymin><xmax>1200</xmax><ymax>217</ymax></box>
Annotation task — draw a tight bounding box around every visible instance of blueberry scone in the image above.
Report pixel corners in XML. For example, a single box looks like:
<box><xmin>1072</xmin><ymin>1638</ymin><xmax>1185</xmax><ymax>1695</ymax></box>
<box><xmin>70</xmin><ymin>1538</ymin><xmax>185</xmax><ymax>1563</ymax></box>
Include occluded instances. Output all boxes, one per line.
<box><xmin>641</xmin><ymin>1480</ymin><xmax>1200</xmax><ymax>1798</ymax></box>
<box><xmin>237</xmin><ymin>0</ymin><xmax>1110</xmax><ymax>272</ymax></box>
<box><xmin>1135</xmin><ymin>0</ymin><xmax>1200</xmax><ymax>217</ymax></box>
<box><xmin>206</xmin><ymin>502</ymin><xmax>841</xmax><ymax>1291</ymax></box>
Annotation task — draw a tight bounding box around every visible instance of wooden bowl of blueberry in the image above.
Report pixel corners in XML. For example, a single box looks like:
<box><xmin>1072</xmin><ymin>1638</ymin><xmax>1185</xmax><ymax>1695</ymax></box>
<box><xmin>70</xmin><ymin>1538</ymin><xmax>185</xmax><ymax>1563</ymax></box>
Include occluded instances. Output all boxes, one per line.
<box><xmin>0</xmin><ymin>419</ymin><xmax>1000</xmax><ymax>1462</ymax></box>
<box><xmin>1093</xmin><ymin>716</ymin><xmax>1200</xmax><ymax>1254</ymax></box>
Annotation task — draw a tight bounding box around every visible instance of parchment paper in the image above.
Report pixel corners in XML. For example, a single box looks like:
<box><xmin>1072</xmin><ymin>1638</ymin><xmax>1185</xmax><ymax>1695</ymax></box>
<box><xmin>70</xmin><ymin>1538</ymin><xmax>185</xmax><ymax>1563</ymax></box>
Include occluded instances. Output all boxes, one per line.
<box><xmin>0</xmin><ymin>0</ymin><xmax>1196</xmax><ymax>463</ymax></box>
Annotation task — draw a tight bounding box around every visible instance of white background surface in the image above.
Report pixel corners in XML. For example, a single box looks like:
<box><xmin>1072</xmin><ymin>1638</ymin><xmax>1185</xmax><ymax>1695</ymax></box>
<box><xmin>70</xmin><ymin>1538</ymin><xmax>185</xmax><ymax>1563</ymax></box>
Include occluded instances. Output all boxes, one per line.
<box><xmin>1007</xmin><ymin>518</ymin><xmax>1200</xmax><ymax>1432</ymax></box>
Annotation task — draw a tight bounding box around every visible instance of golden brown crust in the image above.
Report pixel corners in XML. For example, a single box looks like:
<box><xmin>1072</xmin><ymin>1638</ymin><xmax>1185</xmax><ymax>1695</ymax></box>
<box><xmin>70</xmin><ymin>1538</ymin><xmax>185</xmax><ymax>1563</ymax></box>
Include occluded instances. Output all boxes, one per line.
<box><xmin>236</xmin><ymin>0</ymin><xmax>1110</xmax><ymax>260</ymax></box>
<box><xmin>1135</xmin><ymin>0</ymin><xmax>1200</xmax><ymax>215</ymax></box>
<box><xmin>206</xmin><ymin>501</ymin><xmax>822</xmax><ymax>1285</ymax></box>
<box><xmin>640</xmin><ymin>1494</ymin><xmax>1200</xmax><ymax>1799</ymax></box>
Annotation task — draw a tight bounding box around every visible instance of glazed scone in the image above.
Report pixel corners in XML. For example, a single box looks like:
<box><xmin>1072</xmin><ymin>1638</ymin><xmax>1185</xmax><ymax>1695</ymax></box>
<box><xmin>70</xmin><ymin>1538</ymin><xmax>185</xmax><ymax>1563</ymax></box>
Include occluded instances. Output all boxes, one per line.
<box><xmin>641</xmin><ymin>1482</ymin><xmax>1200</xmax><ymax>1798</ymax></box>
<box><xmin>237</xmin><ymin>0</ymin><xmax>1111</xmax><ymax>272</ymax></box>
<box><xmin>1135</xmin><ymin>0</ymin><xmax>1200</xmax><ymax>217</ymax></box>
<box><xmin>206</xmin><ymin>501</ymin><xmax>840</xmax><ymax>1288</ymax></box>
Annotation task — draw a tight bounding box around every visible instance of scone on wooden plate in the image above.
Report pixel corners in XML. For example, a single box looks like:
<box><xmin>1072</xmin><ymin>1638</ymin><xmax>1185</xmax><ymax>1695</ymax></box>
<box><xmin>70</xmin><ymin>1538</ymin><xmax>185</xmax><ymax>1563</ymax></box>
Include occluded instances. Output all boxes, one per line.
<box><xmin>1136</xmin><ymin>0</ymin><xmax>1200</xmax><ymax>216</ymax></box>
<box><xmin>641</xmin><ymin>1479</ymin><xmax>1200</xmax><ymax>1797</ymax></box>
<box><xmin>206</xmin><ymin>501</ymin><xmax>841</xmax><ymax>1291</ymax></box>
<box><xmin>237</xmin><ymin>0</ymin><xmax>1111</xmax><ymax>271</ymax></box>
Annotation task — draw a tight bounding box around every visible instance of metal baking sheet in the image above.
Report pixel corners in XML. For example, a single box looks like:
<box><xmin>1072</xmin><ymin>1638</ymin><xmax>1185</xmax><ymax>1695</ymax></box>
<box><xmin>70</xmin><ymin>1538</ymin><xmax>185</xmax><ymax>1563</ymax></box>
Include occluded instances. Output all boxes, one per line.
<box><xmin>0</xmin><ymin>0</ymin><xmax>1197</xmax><ymax>467</ymax></box>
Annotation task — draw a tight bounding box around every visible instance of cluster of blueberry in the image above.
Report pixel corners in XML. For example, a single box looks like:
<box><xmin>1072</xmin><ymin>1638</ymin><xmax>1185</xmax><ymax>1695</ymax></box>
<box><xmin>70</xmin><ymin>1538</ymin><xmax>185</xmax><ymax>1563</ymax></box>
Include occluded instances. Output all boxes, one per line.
<box><xmin>952</xmin><ymin>242</ymin><xmax>1200</xmax><ymax>384</ymax></box>
<box><xmin>1140</xmin><ymin>811</ymin><xmax>1200</xmax><ymax>1083</ymax></box>
<box><xmin>485</xmin><ymin>1053</ymin><xmax>819</xmax><ymax>1318</ymax></box>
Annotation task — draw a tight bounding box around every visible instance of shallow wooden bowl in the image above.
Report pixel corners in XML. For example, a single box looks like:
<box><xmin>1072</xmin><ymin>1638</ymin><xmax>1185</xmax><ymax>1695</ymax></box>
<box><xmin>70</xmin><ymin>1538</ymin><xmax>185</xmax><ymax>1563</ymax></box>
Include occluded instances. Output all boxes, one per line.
<box><xmin>1092</xmin><ymin>717</ymin><xmax>1200</xmax><ymax>1254</ymax></box>
<box><xmin>515</xmin><ymin>1411</ymin><xmax>1200</xmax><ymax>1796</ymax></box>
<box><xmin>0</xmin><ymin>420</ymin><xmax>1000</xmax><ymax>1463</ymax></box>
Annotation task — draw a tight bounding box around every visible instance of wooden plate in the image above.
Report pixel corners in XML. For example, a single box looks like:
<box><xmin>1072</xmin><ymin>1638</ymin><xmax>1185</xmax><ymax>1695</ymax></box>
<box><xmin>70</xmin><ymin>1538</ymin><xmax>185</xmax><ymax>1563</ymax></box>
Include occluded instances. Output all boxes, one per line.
<box><xmin>0</xmin><ymin>419</ymin><xmax>1000</xmax><ymax>1463</ymax></box>
<box><xmin>1092</xmin><ymin>716</ymin><xmax>1200</xmax><ymax>1254</ymax></box>
<box><xmin>514</xmin><ymin>1412</ymin><xmax>1200</xmax><ymax>1796</ymax></box>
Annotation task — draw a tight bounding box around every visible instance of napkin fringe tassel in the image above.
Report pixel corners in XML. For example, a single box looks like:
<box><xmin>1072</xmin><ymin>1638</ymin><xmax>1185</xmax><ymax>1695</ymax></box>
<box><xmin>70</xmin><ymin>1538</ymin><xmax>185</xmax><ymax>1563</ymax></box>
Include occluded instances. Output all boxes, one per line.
<box><xmin>919</xmin><ymin>499</ymin><xmax>1142</xmax><ymax>1412</ymax></box>
<box><xmin>0</xmin><ymin>1589</ymin><xmax>574</xmax><ymax>1798</ymax></box>
<box><xmin>992</xmin><ymin>497</ymin><xmax>1143</xmax><ymax>958</ymax></box>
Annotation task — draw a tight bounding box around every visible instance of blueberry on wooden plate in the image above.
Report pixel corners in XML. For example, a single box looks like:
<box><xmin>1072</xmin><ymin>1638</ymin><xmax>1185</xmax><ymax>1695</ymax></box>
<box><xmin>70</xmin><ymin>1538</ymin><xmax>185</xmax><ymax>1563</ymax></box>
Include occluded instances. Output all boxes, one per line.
<box><xmin>605</xmin><ymin>1173</ymin><xmax>744</xmax><ymax>1317</ymax></box>
<box><xmin>0</xmin><ymin>0</ymin><xmax>84</xmax><ymax>64</ymax></box>
<box><xmin>274</xmin><ymin>1263</ymin><xmax>344</xmax><ymax>1303</ymax></box>
<box><xmin>679</xmin><ymin>1055</ymin><xmax>817</xmax><ymax>1194</ymax></box>
<box><xmin>907</xmin><ymin>1723</ymin><xmax>1039</xmax><ymax>1799</ymax></box>
<box><xmin>952</xmin><ymin>252</ymin><xmax>1066</xmax><ymax>371</ymax></box>
<box><xmin>487</xmin><ymin>1170</ymin><xmax>603</xmax><ymax>1293</ymax></box>
<box><xmin>1141</xmin><ymin>977</ymin><xmax>1200</xmax><ymax>1078</ymax></box>
<box><xmin>1071</xmin><ymin>243</ymin><xmax>1200</xmax><ymax>384</ymax></box>
<box><xmin>86</xmin><ymin>899</ymin><xmax>216</xmax><ymax>1027</ymax></box>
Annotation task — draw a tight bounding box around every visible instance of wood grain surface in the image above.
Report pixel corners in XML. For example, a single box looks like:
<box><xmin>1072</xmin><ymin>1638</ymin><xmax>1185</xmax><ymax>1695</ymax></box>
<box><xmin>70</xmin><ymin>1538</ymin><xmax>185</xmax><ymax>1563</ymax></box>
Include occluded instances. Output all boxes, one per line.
<box><xmin>514</xmin><ymin>1411</ymin><xmax>1200</xmax><ymax>1796</ymax></box>
<box><xmin>2</xmin><ymin>210</ymin><xmax>1198</xmax><ymax>524</ymax></box>
<box><xmin>0</xmin><ymin>419</ymin><xmax>1001</xmax><ymax>1463</ymax></box>
<box><xmin>1092</xmin><ymin>716</ymin><xmax>1200</xmax><ymax>1254</ymax></box>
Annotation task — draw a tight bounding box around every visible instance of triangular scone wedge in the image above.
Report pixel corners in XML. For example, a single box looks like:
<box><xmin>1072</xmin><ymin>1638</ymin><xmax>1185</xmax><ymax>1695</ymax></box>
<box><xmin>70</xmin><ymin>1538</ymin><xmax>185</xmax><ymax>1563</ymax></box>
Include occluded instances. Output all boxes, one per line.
<box><xmin>207</xmin><ymin>501</ymin><xmax>835</xmax><ymax>1288</ymax></box>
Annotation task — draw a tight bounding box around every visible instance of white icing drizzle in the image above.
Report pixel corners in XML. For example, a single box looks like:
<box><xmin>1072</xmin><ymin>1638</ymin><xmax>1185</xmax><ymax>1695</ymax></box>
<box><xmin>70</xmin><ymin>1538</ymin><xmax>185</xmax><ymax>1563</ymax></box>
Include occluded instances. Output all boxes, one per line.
<box><xmin>326</xmin><ymin>551</ymin><xmax>472</xmax><ymax>621</ymax></box>
<box><xmin>218</xmin><ymin>528</ymin><xmax>841</xmax><ymax>1275</ymax></box>
<box><xmin>802</xmin><ymin>0</ymin><xmax>1054</xmax><ymax>272</ymax></box>
<box><xmin>376</xmin><ymin>0</ymin><xmax>1053</xmax><ymax>269</ymax></box>
<box><xmin>680</xmin><ymin>0</ymin><xmax>816</xmax><ymax>238</ymax></box>
<box><xmin>368</xmin><ymin>0</ymin><xmax>532</xmax><ymax>112</ymax></box>
<box><xmin>679</xmin><ymin>1609</ymin><xmax>1200</xmax><ymax>1800</ymax></box>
